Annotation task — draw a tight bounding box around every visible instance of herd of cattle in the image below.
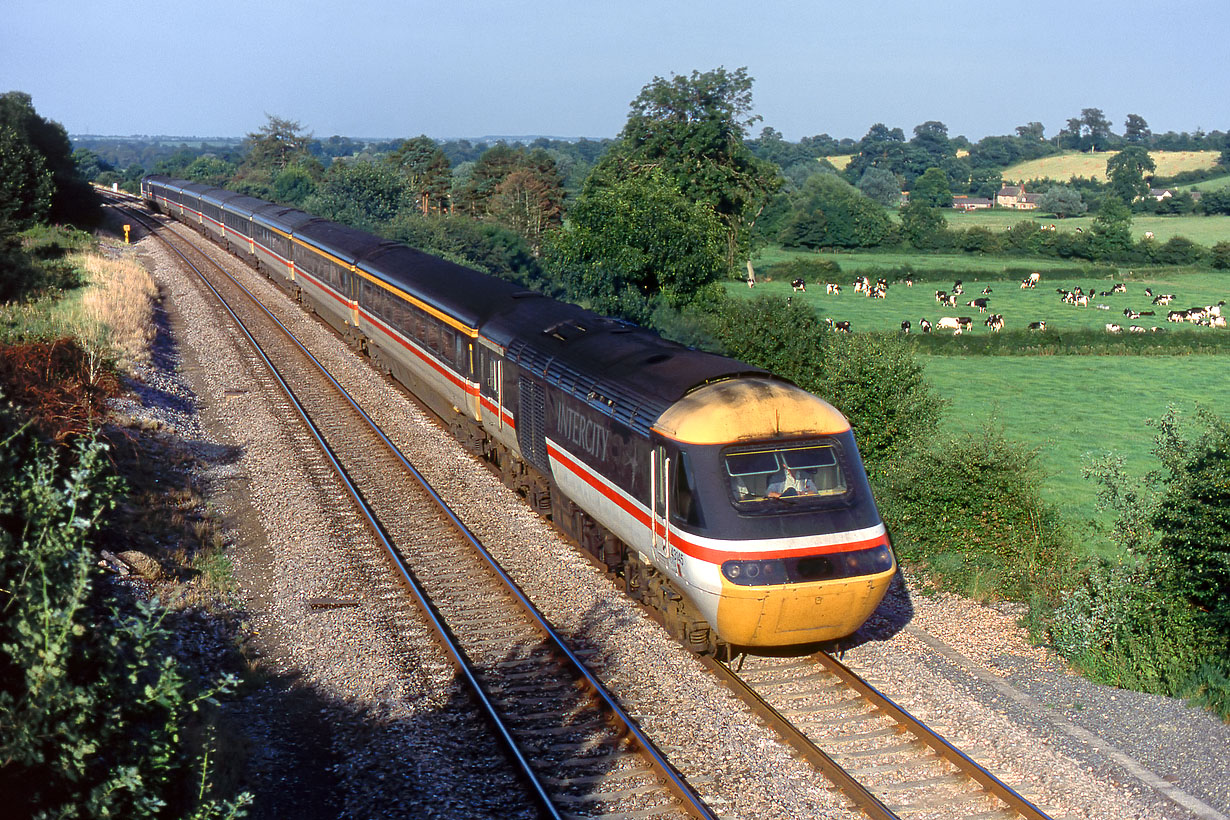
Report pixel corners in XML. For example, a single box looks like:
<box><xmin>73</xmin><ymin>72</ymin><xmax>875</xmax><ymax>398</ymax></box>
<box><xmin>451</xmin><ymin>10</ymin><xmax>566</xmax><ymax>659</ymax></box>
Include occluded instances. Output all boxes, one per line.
<box><xmin>776</xmin><ymin>272</ymin><xmax>1227</xmax><ymax>336</ymax></box>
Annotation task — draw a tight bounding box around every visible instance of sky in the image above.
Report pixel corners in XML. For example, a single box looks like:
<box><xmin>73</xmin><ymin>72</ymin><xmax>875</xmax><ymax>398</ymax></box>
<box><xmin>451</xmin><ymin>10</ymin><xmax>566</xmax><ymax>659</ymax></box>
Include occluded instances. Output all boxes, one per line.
<box><xmin>6</xmin><ymin>0</ymin><xmax>1229</xmax><ymax>144</ymax></box>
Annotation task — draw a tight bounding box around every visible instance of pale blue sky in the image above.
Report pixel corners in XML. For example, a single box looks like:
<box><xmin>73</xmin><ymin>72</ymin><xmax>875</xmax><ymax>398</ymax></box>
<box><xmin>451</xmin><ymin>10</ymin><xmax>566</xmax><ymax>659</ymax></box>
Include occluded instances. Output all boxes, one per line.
<box><xmin>5</xmin><ymin>0</ymin><xmax>1228</xmax><ymax>142</ymax></box>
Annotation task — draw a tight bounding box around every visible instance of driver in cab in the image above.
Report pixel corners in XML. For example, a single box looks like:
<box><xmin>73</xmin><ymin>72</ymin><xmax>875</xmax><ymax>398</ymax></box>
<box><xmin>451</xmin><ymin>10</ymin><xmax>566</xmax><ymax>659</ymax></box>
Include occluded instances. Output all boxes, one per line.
<box><xmin>767</xmin><ymin>466</ymin><xmax>817</xmax><ymax>498</ymax></box>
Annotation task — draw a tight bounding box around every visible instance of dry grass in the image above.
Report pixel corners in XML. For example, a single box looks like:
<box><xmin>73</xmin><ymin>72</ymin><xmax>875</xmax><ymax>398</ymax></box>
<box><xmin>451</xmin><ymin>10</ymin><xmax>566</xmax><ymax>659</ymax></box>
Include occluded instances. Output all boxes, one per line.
<box><xmin>71</xmin><ymin>251</ymin><xmax>158</xmax><ymax>371</ymax></box>
<box><xmin>1003</xmin><ymin>150</ymin><xmax>1219</xmax><ymax>183</ymax></box>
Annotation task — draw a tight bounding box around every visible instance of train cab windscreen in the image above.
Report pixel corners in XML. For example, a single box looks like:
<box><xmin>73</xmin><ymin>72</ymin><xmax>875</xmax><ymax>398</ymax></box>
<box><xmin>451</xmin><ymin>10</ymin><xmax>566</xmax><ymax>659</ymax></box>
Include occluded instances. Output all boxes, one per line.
<box><xmin>725</xmin><ymin>444</ymin><xmax>846</xmax><ymax>505</ymax></box>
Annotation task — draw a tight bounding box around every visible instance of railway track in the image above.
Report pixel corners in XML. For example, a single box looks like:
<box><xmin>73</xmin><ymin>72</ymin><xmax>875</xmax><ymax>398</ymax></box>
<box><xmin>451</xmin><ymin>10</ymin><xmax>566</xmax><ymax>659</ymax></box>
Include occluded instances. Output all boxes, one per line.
<box><xmin>703</xmin><ymin>651</ymin><xmax>1059</xmax><ymax>820</ymax></box>
<box><xmin>114</xmin><ymin>195</ymin><xmax>1060</xmax><ymax>820</ymax></box>
<box><xmin>115</xmin><ymin>200</ymin><xmax>715</xmax><ymax>820</ymax></box>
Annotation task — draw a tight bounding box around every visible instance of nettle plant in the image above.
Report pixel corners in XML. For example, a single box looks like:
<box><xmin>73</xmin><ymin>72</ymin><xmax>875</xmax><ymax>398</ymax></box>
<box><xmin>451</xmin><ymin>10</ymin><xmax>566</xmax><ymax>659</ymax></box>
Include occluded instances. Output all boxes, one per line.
<box><xmin>0</xmin><ymin>423</ymin><xmax>250</xmax><ymax>819</ymax></box>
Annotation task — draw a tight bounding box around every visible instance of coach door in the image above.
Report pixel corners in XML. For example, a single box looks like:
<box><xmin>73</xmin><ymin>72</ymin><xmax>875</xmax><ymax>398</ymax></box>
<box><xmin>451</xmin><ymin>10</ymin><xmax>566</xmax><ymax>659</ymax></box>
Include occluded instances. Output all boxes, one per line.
<box><xmin>650</xmin><ymin>445</ymin><xmax>670</xmax><ymax>563</ymax></box>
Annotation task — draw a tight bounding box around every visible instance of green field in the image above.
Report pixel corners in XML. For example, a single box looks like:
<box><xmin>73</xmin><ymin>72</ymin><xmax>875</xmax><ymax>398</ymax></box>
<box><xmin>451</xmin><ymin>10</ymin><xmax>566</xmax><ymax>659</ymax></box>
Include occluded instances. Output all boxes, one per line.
<box><xmin>923</xmin><ymin>354</ymin><xmax>1230</xmax><ymax>538</ymax></box>
<box><xmin>730</xmin><ymin>271</ymin><xmax>1230</xmax><ymax>334</ymax></box>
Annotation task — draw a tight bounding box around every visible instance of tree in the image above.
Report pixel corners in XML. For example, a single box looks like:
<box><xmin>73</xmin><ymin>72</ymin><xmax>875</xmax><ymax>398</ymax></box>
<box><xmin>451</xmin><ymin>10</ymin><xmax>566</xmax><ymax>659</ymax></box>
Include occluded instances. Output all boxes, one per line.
<box><xmin>1123</xmin><ymin>114</ymin><xmax>1152</xmax><ymax>144</ymax></box>
<box><xmin>1081</xmin><ymin>107</ymin><xmax>1114</xmax><ymax>151</ymax></box>
<box><xmin>1016</xmin><ymin>122</ymin><xmax>1046</xmax><ymax>140</ymax></box>
<box><xmin>182</xmin><ymin>155</ymin><xmax>236</xmax><ymax>187</ymax></box>
<box><xmin>899</xmin><ymin>200</ymin><xmax>947</xmax><ymax>249</ymax></box>
<box><xmin>1106</xmin><ymin>145</ymin><xmax>1156</xmax><ymax>204</ymax></box>
<box><xmin>543</xmin><ymin>168</ymin><xmax>726</xmax><ymax>323</ymax></box>
<box><xmin>489</xmin><ymin>167</ymin><xmax>564</xmax><ymax>256</ymax></box>
<box><xmin>302</xmin><ymin>161</ymin><xmax>410</xmax><ymax>231</ymax></box>
<box><xmin>779</xmin><ymin>174</ymin><xmax>894</xmax><ymax>250</ymax></box>
<box><xmin>910</xmin><ymin>167</ymin><xmax>952</xmax><ymax>208</ymax></box>
<box><xmin>857</xmin><ymin>166</ymin><xmax>901</xmax><ymax>207</ymax></box>
<box><xmin>1088</xmin><ymin>197</ymin><xmax>1134</xmax><ymax>258</ymax></box>
<box><xmin>0</xmin><ymin>125</ymin><xmax>53</xmax><ymax>229</ymax></box>
<box><xmin>1038</xmin><ymin>185</ymin><xmax>1087</xmax><ymax>218</ymax></box>
<box><xmin>0</xmin><ymin>91</ymin><xmax>96</xmax><ymax>224</ymax></box>
<box><xmin>596</xmin><ymin>67</ymin><xmax>781</xmax><ymax>270</ymax></box>
<box><xmin>968</xmin><ymin>167</ymin><xmax>1003</xmax><ymax>200</ymax></box>
<box><xmin>457</xmin><ymin>143</ymin><xmax>522</xmax><ymax>217</ymax></box>
<box><xmin>387</xmin><ymin>135</ymin><xmax>452</xmax><ymax>214</ymax></box>
<box><xmin>272</xmin><ymin>165</ymin><xmax>316</xmax><ymax>206</ymax></box>
<box><xmin>242</xmin><ymin>114</ymin><xmax>314</xmax><ymax>173</ymax></box>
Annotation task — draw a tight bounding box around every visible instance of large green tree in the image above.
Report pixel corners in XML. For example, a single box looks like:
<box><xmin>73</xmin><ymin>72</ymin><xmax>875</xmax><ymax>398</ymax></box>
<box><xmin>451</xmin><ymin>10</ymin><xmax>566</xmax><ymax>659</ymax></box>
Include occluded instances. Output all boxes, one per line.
<box><xmin>0</xmin><ymin>92</ymin><xmax>96</xmax><ymax>224</ymax></box>
<box><xmin>0</xmin><ymin>126</ymin><xmax>53</xmax><ymax>229</ymax></box>
<box><xmin>856</xmin><ymin>166</ymin><xmax>901</xmax><ymax>207</ymax></box>
<box><xmin>592</xmin><ymin>67</ymin><xmax>780</xmax><ymax>271</ymax></box>
<box><xmin>242</xmin><ymin>114</ymin><xmax>314</xmax><ymax>172</ymax></box>
<box><xmin>910</xmin><ymin>167</ymin><xmax>953</xmax><ymax>208</ymax></box>
<box><xmin>302</xmin><ymin>161</ymin><xmax>409</xmax><ymax>231</ymax></box>
<box><xmin>1107</xmin><ymin>145</ymin><xmax>1156</xmax><ymax>204</ymax></box>
<box><xmin>779</xmin><ymin>174</ymin><xmax>894</xmax><ymax>250</ymax></box>
<box><xmin>543</xmin><ymin>168</ymin><xmax>725</xmax><ymax>324</ymax></box>
<box><xmin>1038</xmin><ymin>185</ymin><xmax>1087</xmax><ymax>218</ymax></box>
<box><xmin>386</xmin><ymin>135</ymin><xmax>452</xmax><ymax>214</ymax></box>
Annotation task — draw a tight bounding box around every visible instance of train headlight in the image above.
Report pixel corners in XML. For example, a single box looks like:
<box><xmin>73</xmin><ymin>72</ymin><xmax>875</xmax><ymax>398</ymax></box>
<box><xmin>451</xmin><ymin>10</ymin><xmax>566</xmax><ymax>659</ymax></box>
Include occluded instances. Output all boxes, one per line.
<box><xmin>722</xmin><ymin>559</ymin><xmax>785</xmax><ymax>586</ymax></box>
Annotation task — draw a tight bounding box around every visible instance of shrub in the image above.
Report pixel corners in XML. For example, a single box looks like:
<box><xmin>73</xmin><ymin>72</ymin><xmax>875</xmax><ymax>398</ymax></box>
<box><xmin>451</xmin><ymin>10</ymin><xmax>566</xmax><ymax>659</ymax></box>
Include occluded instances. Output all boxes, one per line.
<box><xmin>0</xmin><ymin>416</ymin><xmax>251</xmax><ymax>818</ymax></box>
<box><xmin>1049</xmin><ymin>409</ymin><xmax>1230</xmax><ymax>718</ymax></box>
<box><xmin>1048</xmin><ymin>557</ymin><xmax>1219</xmax><ymax>695</ymax></box>
<box><xmin>1151</xmin><ymin>408</ymin><xmax>1230</xmax><ymax>638</ymax></box>
<box><xmin>876</xmin><ymin>424</ymin><xmax>1071</xmax><ymax>600</ymax></box>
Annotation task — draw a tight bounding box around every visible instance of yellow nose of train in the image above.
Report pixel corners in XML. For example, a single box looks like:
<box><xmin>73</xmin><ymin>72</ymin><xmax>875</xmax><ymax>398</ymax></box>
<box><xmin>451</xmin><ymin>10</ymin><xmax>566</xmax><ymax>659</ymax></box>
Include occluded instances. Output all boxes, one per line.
<box><xmin>715</xmin><ymin>559</ymin><xmax>896</xmax><ymax>646</ymax></box>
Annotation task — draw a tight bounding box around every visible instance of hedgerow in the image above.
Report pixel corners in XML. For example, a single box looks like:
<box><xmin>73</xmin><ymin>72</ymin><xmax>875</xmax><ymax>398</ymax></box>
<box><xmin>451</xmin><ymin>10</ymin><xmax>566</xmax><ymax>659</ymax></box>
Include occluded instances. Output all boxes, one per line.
<box><xmin>1047</xmin><ymin>407</ymin><xmax>1230</xmax><ymax>717</ymax></box>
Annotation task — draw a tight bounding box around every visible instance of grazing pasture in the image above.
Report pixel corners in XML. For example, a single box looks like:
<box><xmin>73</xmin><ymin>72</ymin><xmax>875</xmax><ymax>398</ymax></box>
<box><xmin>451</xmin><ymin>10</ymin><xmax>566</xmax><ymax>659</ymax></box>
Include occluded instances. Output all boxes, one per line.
<box><xmin>729</xmin><ymin>270</ymin><xmax>1230</xmax><ymax>335</ymax></box>
<box><xmin>947</xmin><ymin>210</ymin><xmax>1230</xmax><ymax>245</ymax></box>
<box><xmin>1001</xmin><ymin>149</ymin><xmax>1219</xmax><ymax>183</ymax></box>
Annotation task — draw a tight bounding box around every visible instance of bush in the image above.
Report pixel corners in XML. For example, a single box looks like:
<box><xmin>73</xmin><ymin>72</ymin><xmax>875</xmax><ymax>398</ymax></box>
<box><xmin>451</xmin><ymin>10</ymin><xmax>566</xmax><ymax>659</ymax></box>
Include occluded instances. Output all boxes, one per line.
<box><xmin>1048</xmin><ymin>557</ymin><xmax>1219</xmax><ymax>695</ymax></box>
<box><xmin>876</xmin><ymin>425</ymin><xmax>1071</xmax><ymax>600</ymax></box>
<box><xmin>1151</xmin><ymin>408</ymin><xmax>1230</xmax><ymax>638</ymax></box>
<box><xmin>0</xmin><ymin>412</ymin><xmax>251</xmax><ymax>818</ymax></box>
<box><xmin>1049</xmin><ymin>410</ymin><xmax>1230</xmax><ymax>718</ymax></box>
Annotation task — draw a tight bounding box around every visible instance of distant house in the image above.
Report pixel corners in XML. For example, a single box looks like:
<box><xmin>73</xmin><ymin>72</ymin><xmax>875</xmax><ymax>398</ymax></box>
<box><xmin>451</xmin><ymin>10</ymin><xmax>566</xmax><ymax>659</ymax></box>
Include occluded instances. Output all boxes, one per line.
<box><xmin>951</xmin><ymin>195</ymin><xmax>993</xmax><ymax>211</ymax></box>
<box><xmin>1150</xmin><ymin>188</ymin><xmax>1177</xmax><ymax>201</ymax></box>
<box><xmin>996</xmin><ymin>184</ymin><xmax>1040</xmax><ymax>210</ymax></box>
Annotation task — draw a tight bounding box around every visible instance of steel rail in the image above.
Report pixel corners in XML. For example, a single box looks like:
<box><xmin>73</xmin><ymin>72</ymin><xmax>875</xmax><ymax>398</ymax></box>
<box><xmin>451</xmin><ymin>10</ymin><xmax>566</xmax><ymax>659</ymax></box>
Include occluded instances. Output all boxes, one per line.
<box><xmin>118</xmin><ymin>201</ymin><xmax>717</xmax><ymax>820</ymax></box>
<box><xmin>696</xmin><ymin>654</ymin><xmax>900</xmax><ymax>820</ymax></box>
<box><xmin>813</xmin><ymin>650</ymin><xmax>1055</xmax><ymax>820</ymax></box>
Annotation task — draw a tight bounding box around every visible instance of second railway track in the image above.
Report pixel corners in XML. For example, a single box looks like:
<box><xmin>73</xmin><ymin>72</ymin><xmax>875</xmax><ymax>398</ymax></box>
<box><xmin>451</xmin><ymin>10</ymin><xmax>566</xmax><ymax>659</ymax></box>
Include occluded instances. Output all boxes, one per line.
<box><xmin>120</xmin><ymin>203</ymin><xmax>715</xmax><ymax>819</ymax></box>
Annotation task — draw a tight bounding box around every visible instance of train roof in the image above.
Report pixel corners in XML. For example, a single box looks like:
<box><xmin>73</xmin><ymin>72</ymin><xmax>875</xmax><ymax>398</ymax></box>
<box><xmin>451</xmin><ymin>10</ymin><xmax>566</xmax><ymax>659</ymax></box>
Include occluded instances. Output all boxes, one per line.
<box><xmin>491</xmin><ymin>302</ymin><xmax>768</xmax><ymax>435</ymax></box>
<box><xmin>294</xmin><ymin>220</ymin><xmax>393</xmax><ymax>265</ymax></box>
<box><xmin>198</xmin><ymin>187</ymin><xmax>244</xmax><ymax>208</ymax></box>
<box><xmin>216</xmin><ymin>194</ymin><xmax>273</xmax><ymax>219</ymax></box>
<box><xmin>175</xmin><ymin>181</ymin><xmax>214</xmax><ymax>201</ymax></box>
<box><xmin>357</xmin><ymin>244</ymin><xmax>527</xmax><ymax>331</ymax></box>
<box><xmin>251</xmin><ymin>204</ymin><xmax>319</xmax><ymax>233</ymax></box>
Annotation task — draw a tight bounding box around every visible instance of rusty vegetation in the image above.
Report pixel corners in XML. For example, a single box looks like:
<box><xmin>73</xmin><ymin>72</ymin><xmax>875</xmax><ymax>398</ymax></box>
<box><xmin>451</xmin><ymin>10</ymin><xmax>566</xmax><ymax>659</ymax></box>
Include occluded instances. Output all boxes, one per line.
<box><xmin>0</xmin><ymin>338</ymin><xmax>121</xmax><ymax>442</ymax></box>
